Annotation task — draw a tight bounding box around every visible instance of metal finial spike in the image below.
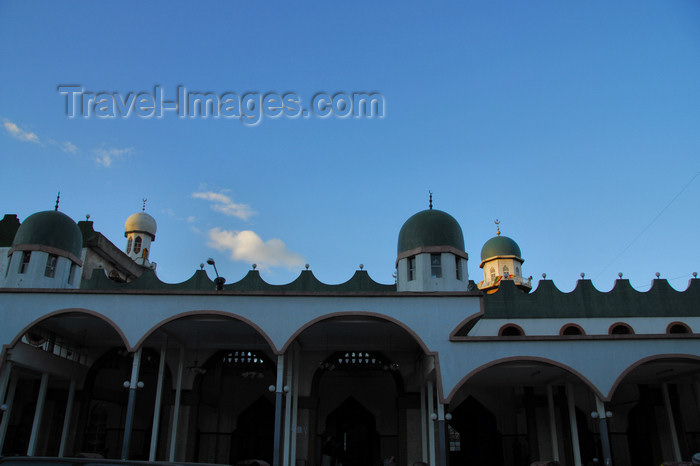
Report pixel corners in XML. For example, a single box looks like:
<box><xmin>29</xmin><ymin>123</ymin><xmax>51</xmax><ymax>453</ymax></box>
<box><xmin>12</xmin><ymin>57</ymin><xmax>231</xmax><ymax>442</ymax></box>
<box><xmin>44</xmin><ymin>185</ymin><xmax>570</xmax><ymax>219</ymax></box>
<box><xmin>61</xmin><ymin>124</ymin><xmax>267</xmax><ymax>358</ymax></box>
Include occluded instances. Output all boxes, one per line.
<box><xmin>429</xmin><ymin>191</ymin><xmax>433</xmax><ymax>210</ymax></box>
<box><xmin>495</xmin><ymin>219</ymin><xmax>501</xmax><ymax>236</ymax></box>
<box><xmin>55</xmin><ymin>192</ymin><xmax>60</xmax><ymax>211</ymax></box>
<box><xmin>142</xmin><ymin>198</ymin><xmax>147</xmax><ymax>212</ymax></box>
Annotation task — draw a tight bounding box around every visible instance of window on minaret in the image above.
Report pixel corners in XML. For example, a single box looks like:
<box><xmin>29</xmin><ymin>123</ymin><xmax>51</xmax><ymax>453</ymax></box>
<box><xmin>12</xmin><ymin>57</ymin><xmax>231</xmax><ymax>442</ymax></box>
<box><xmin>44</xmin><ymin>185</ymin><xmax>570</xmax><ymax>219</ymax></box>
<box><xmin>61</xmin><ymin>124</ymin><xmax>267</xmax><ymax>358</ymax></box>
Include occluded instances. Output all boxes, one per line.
<box><xmin>431</xmin><ymin>254</ymin><xmax>442</xmax><ymax>278</ymax></box>
<box><xmin>515</xmin><ymin>266</ymin><xmax>520</xmax><ymax>276</ymax></box>
<box><xmin>126</xmin><ymin>236</ymin><xmax>133</xmax><ymax>254</ymax></box>
<box><xmin>44</xmin><ymin>254</ymin><xmax>58</xmax><ymax>278</ymax></box>
<box><xmin>407</xmin><ymin>256</ymin><xmax>416</xmax><ymax>281</ymax></box>
<box><xmin>19</xmin><ymin>251</ymin><xmax>31</xmax><ymax>274</ymax></box>
<box><xmin>455</xmin><ymin>257</ymin><xmax>462</xmax><ymax>280</ymax></box>
<box><xmin>503</xmin><ymin>265</ymin><xmax>509</xmax><ymax>278</ymax></box>
<box><xmin>490</xmin><ymin>267</ymin><xmax>495</xmax><ymax>281</ymax></box>
<box><xmin>134</xmin><ymin>236</ymin><xmax>142</xmax><ymax>254</ymax></box>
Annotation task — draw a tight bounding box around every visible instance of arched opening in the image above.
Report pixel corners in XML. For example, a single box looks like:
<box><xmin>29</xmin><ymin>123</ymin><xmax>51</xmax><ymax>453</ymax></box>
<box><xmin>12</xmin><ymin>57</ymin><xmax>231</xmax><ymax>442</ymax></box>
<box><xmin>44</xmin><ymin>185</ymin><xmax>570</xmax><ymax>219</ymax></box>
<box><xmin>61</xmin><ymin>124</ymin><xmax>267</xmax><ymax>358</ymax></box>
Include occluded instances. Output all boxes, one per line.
<box><xmin>1</xmin><ymin>311</ymin><xmax>128</xmax><ymax>457</ymax></box>
<box><xmin>448</xmin><ymin>359</ymin><xmax>599</xmax><ymax>466</ymax></box>
<box><xmin>609</xmin><ymin>357</ymin><xmax>700</xmax><ymax>465</ymax></box>
<box><xmin>499</xmin><ymin>324</ymin><xmax>524</xmax><ymax>337</ymax></box>
<box><xmin>80</xmin><ymin>347</ymin><xmax>171</xmax><ymax>459</ymax></box>
<box><xmin>325</xmin><ymin>397</ymin><xmax>379</xmax><ymax>466</ymax></box>
<box><xmin>667</xmin><ymin>322</ymin><xmax>691</xmax><ymax>334</ymax></box>
<box><xmin>610</xmin><ymin>323</ymin><xmax>634</xmax><ymax>335</ymax></box>
<box><xmin>293</xmin><ymin>314</ymin><xmax>423</xmax><ymax>466</ymax></box>
<box><xmin>561</xmin><ymin>324</ymin><xmax>584</xmax><ymax>336</ymax></box>
<box><xmin>193</xmin><ymin>349</ymin><xmax>276</xmax><ymax>465</ymax></box>
<box><xmin>139</xmin><ymin>313</ymin><xmax>277</xmax><ymax>464</ymax></box>
<box><xmin>449</xmin><ymin>396</ymin><xmax>503</xmax><ymax>465</ymax></box>
<box><xmin>231</xmin><ymin>396</ymin><xmax>275</xmax><ymax>463</ymax></box>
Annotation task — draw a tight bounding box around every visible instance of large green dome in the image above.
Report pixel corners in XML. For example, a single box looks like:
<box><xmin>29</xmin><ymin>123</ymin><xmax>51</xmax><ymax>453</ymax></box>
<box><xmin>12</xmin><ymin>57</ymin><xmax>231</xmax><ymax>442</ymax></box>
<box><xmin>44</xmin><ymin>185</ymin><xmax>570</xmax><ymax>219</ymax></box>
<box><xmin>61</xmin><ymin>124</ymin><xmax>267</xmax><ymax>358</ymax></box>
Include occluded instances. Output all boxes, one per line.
<box><xmin>12</xmin><ymin>211</ymin><xmax>83</xmax><ymax>258</ymax></box>
<box><xmin>480</xmin><ymin>235</ymin><xmax>521</xmax><ymax>261</ymax></box>
<box><xmin>398</xmin><ymin>209</ymin><xmax>465</xmax><ymax>254</ymax></box>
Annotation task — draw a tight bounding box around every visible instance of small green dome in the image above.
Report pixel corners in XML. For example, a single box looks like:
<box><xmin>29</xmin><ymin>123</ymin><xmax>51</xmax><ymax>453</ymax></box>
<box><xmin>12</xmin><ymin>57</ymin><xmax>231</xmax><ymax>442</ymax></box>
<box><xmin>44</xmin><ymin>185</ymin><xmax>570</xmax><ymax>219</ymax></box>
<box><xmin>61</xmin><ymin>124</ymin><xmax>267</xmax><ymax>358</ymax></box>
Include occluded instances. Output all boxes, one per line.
<box><xmin>12</xmin><ymin>211</ymin><xmax>83</xmax><ymax>258</ymax></box>
<box><xmin>398</xmin><ymin>209</ymin><xmax>465</xmax><ymax>254</ymax></box>
<box><xmin>480</xmin><ymin>235</ymin><xmax>521</xmax><ymax>261</ymax></box>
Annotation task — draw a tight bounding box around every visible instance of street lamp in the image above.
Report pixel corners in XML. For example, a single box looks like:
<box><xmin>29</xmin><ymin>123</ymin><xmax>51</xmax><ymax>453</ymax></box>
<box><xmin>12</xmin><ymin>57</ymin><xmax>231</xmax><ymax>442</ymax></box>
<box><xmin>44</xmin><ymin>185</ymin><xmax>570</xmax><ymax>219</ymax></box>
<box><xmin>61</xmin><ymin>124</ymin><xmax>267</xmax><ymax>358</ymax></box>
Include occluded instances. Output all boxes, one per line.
<box><xmin>206</xmin><ymin>258</ymin><xmax>226</xmax><ymax>290</ymax></box>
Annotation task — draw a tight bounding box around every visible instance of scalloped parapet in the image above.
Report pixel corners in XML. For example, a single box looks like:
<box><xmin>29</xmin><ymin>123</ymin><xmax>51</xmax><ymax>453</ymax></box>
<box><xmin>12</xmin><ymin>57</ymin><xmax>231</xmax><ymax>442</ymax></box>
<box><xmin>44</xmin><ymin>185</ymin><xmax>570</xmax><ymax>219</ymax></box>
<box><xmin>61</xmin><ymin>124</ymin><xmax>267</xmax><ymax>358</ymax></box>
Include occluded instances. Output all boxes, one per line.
<box><xmin>80</xmin><ymin>268</ymin><xmax>397</xmax><ymax>293</ymax></box>
<box><xmin>483</xmin><ymin>278</ymin><xmax>700</xmax><ymax>318</ymax></box>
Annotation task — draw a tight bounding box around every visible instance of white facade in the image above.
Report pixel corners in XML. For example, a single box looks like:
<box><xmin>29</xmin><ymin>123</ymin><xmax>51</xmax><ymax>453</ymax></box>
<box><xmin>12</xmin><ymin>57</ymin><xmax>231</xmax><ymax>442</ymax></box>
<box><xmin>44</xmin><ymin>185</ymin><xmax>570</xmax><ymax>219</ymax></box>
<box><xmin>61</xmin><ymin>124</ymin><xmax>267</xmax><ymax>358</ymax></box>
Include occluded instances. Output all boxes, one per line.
<box><xmin>0</xmin><ymin>206</ymin><xmax>699</xmax><ymax>466</ymax></box>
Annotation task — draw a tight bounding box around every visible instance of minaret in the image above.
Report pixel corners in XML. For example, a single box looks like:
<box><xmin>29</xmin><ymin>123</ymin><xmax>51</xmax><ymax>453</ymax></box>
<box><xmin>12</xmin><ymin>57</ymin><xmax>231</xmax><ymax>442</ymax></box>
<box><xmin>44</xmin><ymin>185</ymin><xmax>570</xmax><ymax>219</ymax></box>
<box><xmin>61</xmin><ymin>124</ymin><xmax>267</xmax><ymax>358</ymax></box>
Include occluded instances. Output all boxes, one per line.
<box><xmin>396</xmin><ymin>193</ymin><xmax>469</xmax><ymax>292</ymax></box>
<box><xmin>478</xmin><ymin>220</ymin><xmax>530</xmax><ymax>293</ymax></box>
<box><xmin>2</xmin><ymin>194</ymin><xmax>83</xmax><ymax>289</ymax></box>
<box><xmin>124</xmin><ymin>199</ymin><xmax>157</xmax><ymax>268</ymax></box>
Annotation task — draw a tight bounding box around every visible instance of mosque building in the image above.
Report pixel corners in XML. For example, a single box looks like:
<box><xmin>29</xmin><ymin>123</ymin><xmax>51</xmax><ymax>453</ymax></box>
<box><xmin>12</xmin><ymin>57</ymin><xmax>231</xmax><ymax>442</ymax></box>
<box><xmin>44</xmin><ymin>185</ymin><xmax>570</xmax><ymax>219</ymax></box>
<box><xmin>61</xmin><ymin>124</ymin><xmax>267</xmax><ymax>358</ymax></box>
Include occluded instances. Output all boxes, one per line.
<box><xmin>0</xmin><ymin>198</ymin><xmax>699</xmax><ymax>466</ymax></box>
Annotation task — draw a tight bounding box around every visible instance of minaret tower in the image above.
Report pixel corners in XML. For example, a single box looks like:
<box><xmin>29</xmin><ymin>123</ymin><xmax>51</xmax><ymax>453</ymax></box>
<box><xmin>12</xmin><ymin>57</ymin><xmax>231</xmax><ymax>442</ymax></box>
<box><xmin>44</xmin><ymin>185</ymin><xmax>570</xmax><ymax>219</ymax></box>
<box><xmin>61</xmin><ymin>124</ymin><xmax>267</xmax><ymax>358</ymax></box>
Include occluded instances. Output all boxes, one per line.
<box><xmin>396</xmin><ymin>193</ymin><xmax>469</xmax><ymax>292</ymax></box>
<box><xmin>478</xmin><ymin>220</ymin><xmax>530</xmax><ymax>293</ymax></box>
<box><xmin>124</xmin><ymin>199</ymin><xmax>157</xmax><ymax>268</ymax></box>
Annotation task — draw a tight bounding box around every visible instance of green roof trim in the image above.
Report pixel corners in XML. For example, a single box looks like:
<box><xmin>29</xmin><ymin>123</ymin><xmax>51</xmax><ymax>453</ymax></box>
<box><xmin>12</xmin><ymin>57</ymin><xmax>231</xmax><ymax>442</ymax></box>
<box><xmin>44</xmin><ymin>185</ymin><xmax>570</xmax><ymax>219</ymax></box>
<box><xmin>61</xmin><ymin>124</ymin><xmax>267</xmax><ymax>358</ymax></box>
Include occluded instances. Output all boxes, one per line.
<box><xmin>78</xmin><ymin>220</ymin><xmax>99</xmax><ymax>245</ymax></box>
<box><xmin>12</xmin><ymin>211</ymin><xmax>83</xmax><ymax>258</ymax></box>
<box><xmin>80</xmin><ymin>268</ymin><xmax>397</xmax><ymax>293</ymax></box>
<box><xmin>483</xmin><ymin>278</ymin><xmax>700</xmax><ymax>318</ymax></box>
<box><xmin>397</xmin><ymin>209</ymin><xmax>465</xmax><ymax>254</ymax></box>
<box><xmin>0</xmin><ymin>214</ymin><xmax>20</xmax><ymax>247</ymax></box>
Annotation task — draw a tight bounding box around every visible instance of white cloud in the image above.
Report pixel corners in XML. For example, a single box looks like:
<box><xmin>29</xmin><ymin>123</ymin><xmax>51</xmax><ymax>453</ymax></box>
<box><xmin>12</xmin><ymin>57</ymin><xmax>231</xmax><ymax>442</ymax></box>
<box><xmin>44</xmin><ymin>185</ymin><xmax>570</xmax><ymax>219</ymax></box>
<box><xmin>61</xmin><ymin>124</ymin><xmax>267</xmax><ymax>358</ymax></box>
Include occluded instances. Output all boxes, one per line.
<box><xmin>61</xmin><ymin>141</ymin><xmax>78</xmax><ymax>153</ymax></box>
<box><xmin>3</xmin><ymin>119</ymin><xmax>40</xmax><ymax>144</ymax></box>
<box><xmin>208</xmin><ymin>228</ymin><xmax>305</xmax><ymax>270</ymax></box>
<box><xmin>192</xmin><ymin>191</ymin><xmax>255</xmax><ymax>220</ymax></box>
<box><xmin>92</xmin><ymin>146</ymin><xmax>134</xmax><ymax>167</ymax></box>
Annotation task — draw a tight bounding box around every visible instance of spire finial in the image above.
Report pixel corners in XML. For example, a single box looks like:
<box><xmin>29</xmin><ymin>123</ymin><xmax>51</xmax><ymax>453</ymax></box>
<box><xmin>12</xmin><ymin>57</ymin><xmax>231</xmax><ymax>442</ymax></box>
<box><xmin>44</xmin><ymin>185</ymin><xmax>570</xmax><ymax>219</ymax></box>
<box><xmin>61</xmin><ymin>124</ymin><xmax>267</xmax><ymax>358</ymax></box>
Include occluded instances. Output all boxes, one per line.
<box><xmin>55</xmin><ymin>192</ymin><xmax>60</xmax><ymax>211</ymax></box>
<box><xmin>429</xmin><ymin>191</ymin><xmax>433</xmax><ymax>210</ymax></box>
<box><xmin>495</xmin><ymin>219</ymin><xmax>501</xmax><ymax>236</ymax></box>
<box><xmin>142</xmin><ymin>198</ymin><xmax>147</xmax><ymax>212</ymax></box>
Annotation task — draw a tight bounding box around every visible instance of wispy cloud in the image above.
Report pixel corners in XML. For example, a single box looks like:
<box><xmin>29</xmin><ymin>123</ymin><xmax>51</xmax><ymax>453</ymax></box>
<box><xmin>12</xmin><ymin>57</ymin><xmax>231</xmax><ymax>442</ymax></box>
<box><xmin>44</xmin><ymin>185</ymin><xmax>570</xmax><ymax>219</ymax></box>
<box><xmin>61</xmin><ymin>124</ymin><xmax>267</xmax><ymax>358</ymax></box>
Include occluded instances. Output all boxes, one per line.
<box><xmin>192</xmin><ymin>191</ymin><xmax>256</xmax><ymax>220</ymax></box>
<box><xmin>61</xmin><ymin>141</ymin><xmax>79</xmax><ymax>153</ymax></box>
<box><xmin>3</xmin><ymin>118</ymin><xmax>133</xmax><ymax>167</ymax></box>
<box><xmin>92</xmin><ymin>146</ymin><xmax>134</xmax><ymax>167</ymax></box>
<box><xmin>3</xmin><ymin>119</ymin><xmax>40</xmax><ymax>144</ymax></box>
<box><xmin>208</xmin><ymin>228</ymin><xmax>305</xmax><ymax>270</ymax></box>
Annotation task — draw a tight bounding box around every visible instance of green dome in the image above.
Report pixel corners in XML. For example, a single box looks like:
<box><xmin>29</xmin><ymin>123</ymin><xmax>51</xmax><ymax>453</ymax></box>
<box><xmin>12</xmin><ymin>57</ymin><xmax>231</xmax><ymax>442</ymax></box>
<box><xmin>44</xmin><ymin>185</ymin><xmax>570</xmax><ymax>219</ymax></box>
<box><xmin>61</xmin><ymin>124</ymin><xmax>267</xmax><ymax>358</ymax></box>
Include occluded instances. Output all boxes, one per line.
<box><xmin>12</xmin><ymin>211</ymin><xmax>83</xmax><ymax>258</ymax></box>
<box><xmin>480</xmin><ymin>235</ymin><xmax>521</xmax><ymax>261</ymax></box>
<box><xmin>398</xmin><ymin>209</ymin><xmax>465</xmax><ymax>254</ymax></box>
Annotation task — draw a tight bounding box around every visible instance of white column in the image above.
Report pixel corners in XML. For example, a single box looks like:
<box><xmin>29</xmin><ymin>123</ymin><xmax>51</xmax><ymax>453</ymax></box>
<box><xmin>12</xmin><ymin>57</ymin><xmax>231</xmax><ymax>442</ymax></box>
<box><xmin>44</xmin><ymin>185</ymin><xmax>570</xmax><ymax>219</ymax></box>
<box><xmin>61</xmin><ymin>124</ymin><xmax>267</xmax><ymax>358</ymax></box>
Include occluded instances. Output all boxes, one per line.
<box><xmin>420</xmin><ymin>383</ymin><xmax>428</xmax><ymax>463</ymax></box>
<box><xmin>283</xmin><ymin>351</ymin><xmax>294</xmax><ymax>466</ymax></box>
<box><xmin>169</xmin><ymin>346</ymin><xmax>185</xmax><ymax>462</ymax></box>
<box><xmin>273</xmin><ymin>354</ymin><xmax>285</xmax><ymax>466</ymax></box>
<box><xmin>27</xmin><ymin>372</ymin><xmax>49</xmax><ymax>455</ymax></box>
<box><xmin>662</xmin><ymin>383</ymin><xmax>682</xmax><ymax>462</ymax></box>
<box><xmin>121</xmin><ymin>348</ymin><xmax>143</xmax><ymax>460</ymax></box>
<box><xmin>290</xmin><ymin>346</ymin><xmax>300</xmax><ymax>466</ymax></box>
<box><xmin>547</xmin><ymin>385</ymin><xmax>560</xmax><ymax>461</ymax></box>
<box><xmin>58</xmin><ymin>379</ymin><xmax>76</xmax><ymax>457</ymax></box>
<box><xmin>149</xmin><ymin>346</ymin><xmax>167</xmax><ymax>461</ymax></box>
<box><xmin>0</xmin><ymin>374</ymin><xmax>18</xmax><ymax>455</ymax></box>
<box><xmin>594</xmin><ymin>398</ymin><xmax>612</xmax><ymax>466</ymax></box>
<box><xmin>427</xmin><ymin>381</ymin><xmax>436</xmax><ymax>466</ymax></box>
<box><xmin>436</xmin><ymin>401</ymin><xmax>447</xmax><ymax>466</ymax></box>
<box><xmin>565</xmin><ymin>383</ymin><xmax>582</xmax><ymax>466</ymax></box>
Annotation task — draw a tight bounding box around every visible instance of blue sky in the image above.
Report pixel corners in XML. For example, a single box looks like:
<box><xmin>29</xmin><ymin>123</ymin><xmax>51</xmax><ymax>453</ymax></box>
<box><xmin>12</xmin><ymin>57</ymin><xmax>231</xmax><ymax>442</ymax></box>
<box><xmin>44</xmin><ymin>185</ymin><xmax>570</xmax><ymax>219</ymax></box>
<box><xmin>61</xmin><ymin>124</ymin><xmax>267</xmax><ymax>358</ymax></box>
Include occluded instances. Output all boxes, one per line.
<box><xmin>1</xmin><ymin>1</ymin><xmax>699</xmax><ymax>291</ymax></box>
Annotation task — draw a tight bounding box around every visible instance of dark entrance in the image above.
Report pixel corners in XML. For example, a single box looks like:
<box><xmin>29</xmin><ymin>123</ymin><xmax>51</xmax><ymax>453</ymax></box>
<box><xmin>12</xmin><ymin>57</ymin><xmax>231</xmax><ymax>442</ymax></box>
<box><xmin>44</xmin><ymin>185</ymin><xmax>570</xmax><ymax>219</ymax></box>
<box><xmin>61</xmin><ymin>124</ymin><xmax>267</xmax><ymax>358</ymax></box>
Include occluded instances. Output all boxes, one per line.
<box><xmin>325</xmin><ymin>397</ymin><xmax>379</xmax><ymax>466</ymax></box>
<box><xmin>231</xmin><ymin>397</ymin><xmax>275</xmax><ymax>464</ymax></box>
<box><xmin>449</xmin><ymin>396</ymin><xmax>504</xmax><ymax>466</ymax></box>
